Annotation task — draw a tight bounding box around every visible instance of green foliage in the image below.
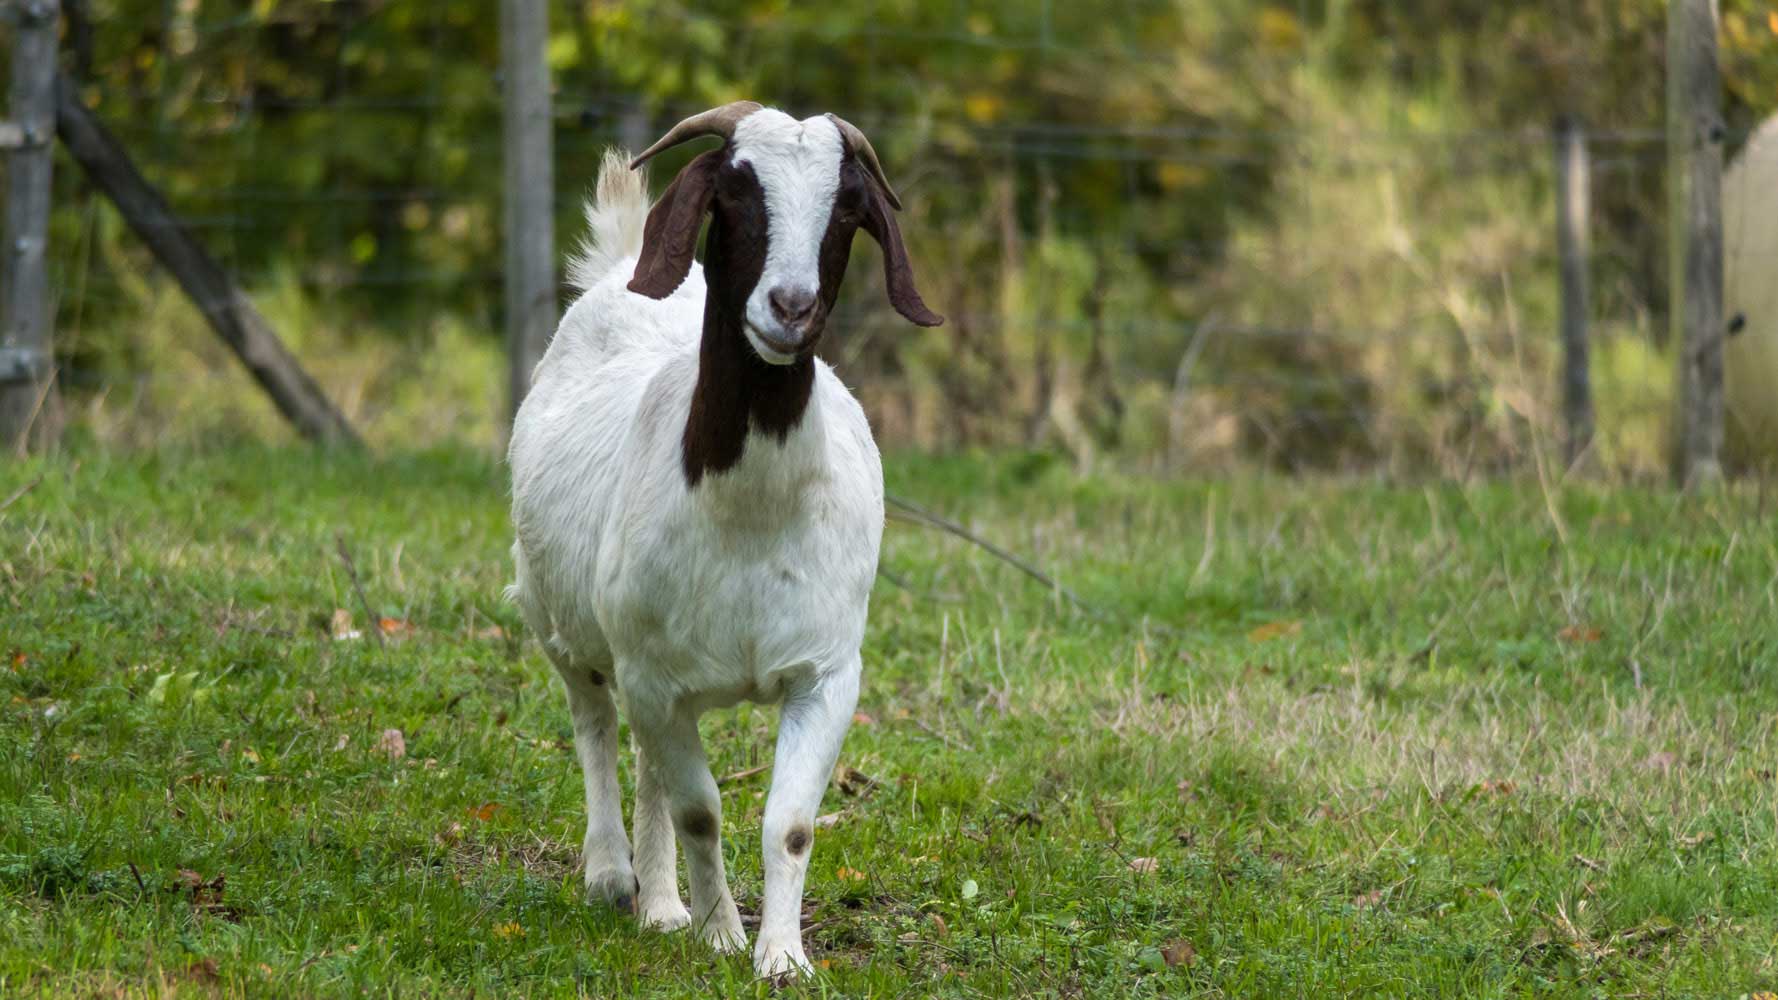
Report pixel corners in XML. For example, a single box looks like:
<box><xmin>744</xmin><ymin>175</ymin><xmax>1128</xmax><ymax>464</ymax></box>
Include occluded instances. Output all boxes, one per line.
<box><xmin>4</xmin><ymin>448</ymin><xmax>1778</xmax><ymax>995</ymax></box>
<box><xmin>36</xmin><ymin>2</ymin><xmax>1778</xmax><ymax>469</ymax></box>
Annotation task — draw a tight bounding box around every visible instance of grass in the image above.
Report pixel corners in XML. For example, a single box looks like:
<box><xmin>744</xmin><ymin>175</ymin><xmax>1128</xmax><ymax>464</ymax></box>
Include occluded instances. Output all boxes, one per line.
<box><xmin>3</xmin><ymin>445</ymin><xmax>1777</xmax><ymax>997</ymax></box>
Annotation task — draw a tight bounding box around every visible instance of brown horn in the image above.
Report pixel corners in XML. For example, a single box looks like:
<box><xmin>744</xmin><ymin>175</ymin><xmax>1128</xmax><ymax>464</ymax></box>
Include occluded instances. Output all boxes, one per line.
<box><xmin>826</xmin><ymin>113</ymin><xmax>903</xmax><ymax>211</ymax></box>
<box><xmin>629</xmin><ymin>101</ymin><xmax>764</xmax><ymax>169</ymax></box>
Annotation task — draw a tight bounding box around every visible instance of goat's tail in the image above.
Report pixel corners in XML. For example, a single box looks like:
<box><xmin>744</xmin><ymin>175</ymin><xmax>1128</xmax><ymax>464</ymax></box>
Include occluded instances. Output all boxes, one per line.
<box><xmin>566</xmin><ymin>149</ymin><xmax>648</xmax><ymax>294</ymax></box>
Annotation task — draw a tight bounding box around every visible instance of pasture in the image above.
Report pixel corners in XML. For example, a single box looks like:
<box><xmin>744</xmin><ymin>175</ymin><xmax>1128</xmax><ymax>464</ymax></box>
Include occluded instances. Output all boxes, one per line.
<box><xmin>3</xmin><ymin>448</ymin><xmax>1775</xmax><ymax>997</ymax></box>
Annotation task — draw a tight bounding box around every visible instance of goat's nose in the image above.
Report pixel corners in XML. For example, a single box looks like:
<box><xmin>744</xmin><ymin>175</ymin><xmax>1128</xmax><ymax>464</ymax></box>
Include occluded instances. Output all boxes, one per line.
<box><xmin>768</xmin><ymin>287</ymin><xmax>818</xmax><ymax>327</ymax></box>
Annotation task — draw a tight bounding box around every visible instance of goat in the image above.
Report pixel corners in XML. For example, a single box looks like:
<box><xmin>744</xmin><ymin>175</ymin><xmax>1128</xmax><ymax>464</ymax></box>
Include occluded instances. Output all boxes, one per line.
<box><xmin>1725</xmin><ymin>113</ymin><xmax>1778</xmax><ymax>460</ymax></box>
<box><xmin>506</xmin><ymin>102</ymin><xmax>941</xmax><ymax>977</ymax></box>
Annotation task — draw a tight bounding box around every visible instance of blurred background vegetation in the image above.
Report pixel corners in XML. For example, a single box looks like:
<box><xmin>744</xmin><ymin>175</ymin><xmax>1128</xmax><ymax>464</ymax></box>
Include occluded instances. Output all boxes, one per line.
<box><xmin>18</xmin><ymin>0</ymin><xmax>1778</xmax><ymax>474</ymax></box>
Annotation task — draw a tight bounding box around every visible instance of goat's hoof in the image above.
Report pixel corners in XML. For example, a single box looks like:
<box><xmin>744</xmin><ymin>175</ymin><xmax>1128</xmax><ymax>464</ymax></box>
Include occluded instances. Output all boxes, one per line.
<box><xmin>639</xmin><ymin>898</ymin><xmax>692</xmax><ymax>932</ymax></box>
<box><xmin>700</xmin><ymin>922</ymin><xmax>748</xmax><ymax>955</ymax></box>
<box><xmin>584</xmin><ymin>868</ymin><xmax>639</xmax><ymax>912</ymax></box>
<box><xmin>754</xmin><ymin>940</ymin><xmax>813</xmax><ymax>979</ymax></box>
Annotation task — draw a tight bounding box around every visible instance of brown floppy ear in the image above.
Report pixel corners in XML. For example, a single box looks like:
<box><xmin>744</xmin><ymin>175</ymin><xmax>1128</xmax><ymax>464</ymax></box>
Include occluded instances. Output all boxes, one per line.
<box><xmin>860</xmin><ymin>180</ymin><xmax>943</xmax><ymax>328</ymax></box>
<box><xmin>628</xmin><ymin>150</ymin><xmax>723</xmax><ymax>299</ymax></box>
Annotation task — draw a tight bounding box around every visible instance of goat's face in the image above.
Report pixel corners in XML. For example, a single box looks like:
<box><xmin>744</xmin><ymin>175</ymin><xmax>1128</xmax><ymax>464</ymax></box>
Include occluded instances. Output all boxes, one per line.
<box><xmin>628</xmin><ymin>104</ymin><xmax>942</xmax><ymax>364</ymax></box>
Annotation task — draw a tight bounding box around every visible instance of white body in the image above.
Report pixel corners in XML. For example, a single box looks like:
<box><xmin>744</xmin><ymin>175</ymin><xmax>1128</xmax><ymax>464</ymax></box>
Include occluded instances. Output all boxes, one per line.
<box><xmin>1725</xmin><ymin>114</ymin><xmax>1778</xmax><ymax>458</ymax></box>
<box><xmin>507</xmin><ymin>148</ymin><xmax>882</xmax><ymax>976</ymax></box>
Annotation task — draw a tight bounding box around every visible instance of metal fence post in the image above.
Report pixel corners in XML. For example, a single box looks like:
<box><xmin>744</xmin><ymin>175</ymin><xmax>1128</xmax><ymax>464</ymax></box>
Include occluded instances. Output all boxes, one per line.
<box><xmin>1668</xmin><ymin>0</ymin><xmax>1726</xmax><ymax>486</ymax></box>
<box><xmin>501</xmin><ymin>0</ymin><xmax>555</xmax><ymax>425</ymax></box>
<box><xmin>1555</xmin><ymin>116</ymin><xmax>1593</xmax><ymax>467</ymax></box>
<box><xmin>0</xmin><ymin>0</ymin><xmax>62</xmax><ymax>454</ymax></box>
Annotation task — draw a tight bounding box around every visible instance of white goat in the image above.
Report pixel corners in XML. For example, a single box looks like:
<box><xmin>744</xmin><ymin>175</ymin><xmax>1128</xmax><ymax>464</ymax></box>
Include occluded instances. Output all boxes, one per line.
<box><xmin>507</xmin><ymin>102</ymin><xmax>940</xmax><ymax>977</ymax></box>
<box><xmin>1725</xmin><ymin>113</ymin><xmax>1778</xmax><ymax>458</ymax></box>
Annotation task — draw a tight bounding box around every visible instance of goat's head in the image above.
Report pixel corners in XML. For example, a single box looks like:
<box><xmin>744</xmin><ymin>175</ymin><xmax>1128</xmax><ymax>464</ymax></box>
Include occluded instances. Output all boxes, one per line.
<box><xmin>628</xmin><ymin>103</ymin><xmax>942</xmax><ymax>365</ymax></box>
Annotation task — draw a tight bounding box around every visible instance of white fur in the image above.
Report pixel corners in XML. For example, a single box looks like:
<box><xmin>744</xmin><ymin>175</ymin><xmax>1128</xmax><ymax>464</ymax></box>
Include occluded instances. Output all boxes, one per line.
<box><xmin>508</xmin><ymin>134</ymin><xmax>882</xmax><ymax>978</ymax></box>
<box><xmin>731</xmin><ymin>110</ymin><xmax>845</xmax><ymax>363</ymax></box>
<box><xmin>1726</xmin><ymin>114</ymin><xmax>1778</xmax><ymax>456</ymax></box>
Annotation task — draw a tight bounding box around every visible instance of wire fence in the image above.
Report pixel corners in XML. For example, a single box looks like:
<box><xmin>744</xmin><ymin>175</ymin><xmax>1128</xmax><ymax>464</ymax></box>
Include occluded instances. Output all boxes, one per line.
<box><xmin>27</xmin><ymin>2</ymin><xmax>1754</xmax><ymax>470</ymax></box>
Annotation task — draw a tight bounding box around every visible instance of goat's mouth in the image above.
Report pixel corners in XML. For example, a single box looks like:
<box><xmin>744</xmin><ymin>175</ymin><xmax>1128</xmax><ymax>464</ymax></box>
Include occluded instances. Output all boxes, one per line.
<box><xmin>744</xmin><ymin>322</ymin><xmax>819</xmax><ymax>365</ymax></box>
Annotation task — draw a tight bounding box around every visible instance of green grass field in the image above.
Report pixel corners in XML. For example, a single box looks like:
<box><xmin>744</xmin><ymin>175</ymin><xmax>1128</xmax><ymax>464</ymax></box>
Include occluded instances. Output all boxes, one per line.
<box><xmin>3</xmin><ymin>447</ymin><xmax>1776</xmax><ymax>997</ymax></box>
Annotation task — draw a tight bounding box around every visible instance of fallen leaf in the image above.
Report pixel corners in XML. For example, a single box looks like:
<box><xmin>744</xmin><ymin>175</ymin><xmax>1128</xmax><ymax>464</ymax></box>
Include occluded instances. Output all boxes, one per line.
<box><xmin>333</xmin><ymin>734</ymin><xmax>350</xmax><ymax>752</ymax></box>
<box><xmin>814</xmin><ymin>811</ymin><xmax>845</xmax><ymax>829</ymax></box>
<box><xmin>836</xmin><ymin>867</ymin><xmax>868</xmax><ymax>883</ymax></box>
<box><xmin>1247</xmin><ymin>620</ymin><xmax>1303</xmax><ymax>643</ymax></box>
<box><xmin>1353</xmin><ymin>888</ymin><xmax>1385</xmax><ymax>908</ymax></box>
<box><xmin>8</xmin><ymin>649</ymin><xmax>23</xmax><ymax>671</ymax></box>
<box><xmin>469</xmin><ymin>802</ymin><xmax>502</xmax><ymax>822</ymax></box>
<box><xmin>1557</xmin><ymin>624</ymin><xmax>1603</xmax><ymax>644</ymax></box>
<box><xmin>436</xmin><ymin>821</ymin><xmax>464</xmax><ymax>846</ymax></box>
<box><xmin>1161</xmin><ymin>938</ymin><xmax>1197</xmax><ymax>967</ymax></box>
<box><xmin>185</xmin><ymin>957</ymin><xmax>221</xmax><ymax>984</ymax></box>
<box><xmin>378</xmin><ymin>728</ymin><xmax>406</xmax><ymax>760</ymax></box>
<box><xmin>378</xmin><ymin>618</ymin><xmax>413</xmax><ymax>638</ymax></box>
<box><xmin>1128</xmin><ymin>857</ymin><xmax>1159</xmax><ymax>875</ymax></box>
<box><xmin>330</xmin><ymin>609</ymin><xmax>359</xmax><ymax>640</ymax></box>
<box><xmin>148</xmin><ymin>670</ymin><xmax>204</xmax><ymax>706</ymax></box>
<box><xmin>493</xmin><ymin>921</ymin><xmax>525</xmax><ymax>939</ymax></box>
<box><xmin>239</xmin><ymin>746</ymin><xmax>260</xmax><ymax>765</ymax></box>
<box><xmin>1572</xmin><ymin>854</ymin><xmax>1604</xmax><ymax>872</ymax></box>
<box><xmin>960</xmin><ymin>877</ymin><xmax>979</xmax><ymax>899</ymax></box>
<box><xmin>835</xmin><ymin>766</ymin><xmax>878</xmax><ymax>797</ymax></box>
<box><xmin>929</xmin><ymin>913</ymin><xmax>949</xmax><ymax>937</ymax></box>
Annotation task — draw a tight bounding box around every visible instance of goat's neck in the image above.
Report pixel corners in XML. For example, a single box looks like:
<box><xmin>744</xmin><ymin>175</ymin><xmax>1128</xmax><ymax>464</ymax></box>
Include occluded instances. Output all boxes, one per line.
<box><xmin>680</xmin><ymin>281</ymin><xmax>819</xmax><ymax>491</ymax></box>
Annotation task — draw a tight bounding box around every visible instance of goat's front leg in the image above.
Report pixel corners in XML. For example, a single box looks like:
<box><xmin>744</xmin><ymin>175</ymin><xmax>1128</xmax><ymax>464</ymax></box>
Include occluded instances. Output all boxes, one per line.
<box><xmin>755</xmin><ymin>664</ymin><xmax>860</xmax><ymax>978</ymax></box>
<box><xmin>627</xmin><ymin>699</ymin><xmax>746</xmax><ymax>953</ymax></box>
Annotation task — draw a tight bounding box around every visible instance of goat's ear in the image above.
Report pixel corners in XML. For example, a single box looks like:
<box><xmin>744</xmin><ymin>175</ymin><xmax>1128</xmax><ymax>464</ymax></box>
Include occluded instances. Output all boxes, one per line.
<box><xmin>628</xmin><ymin>150</ymin><xmax>723</xmax><ymax>299</ymax></box>
<box><xmin>860</xmin><ymin>180</ymin><xmax>943</xmax><ymax>328</ymax></box>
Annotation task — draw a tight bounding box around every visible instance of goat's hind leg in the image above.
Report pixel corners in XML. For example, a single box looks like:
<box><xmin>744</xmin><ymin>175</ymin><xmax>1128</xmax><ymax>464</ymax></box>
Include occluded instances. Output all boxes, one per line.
<box><xmin>631</xmin><ymin>743</ymin><xmax>692</xmax><ymax>931</ymax></box>
<box><xmin>558</xmin><ymin>662</ymin><xmax>637</xmax><ymax>910</ymax></box>
<box><xmin>512</xmin><ymin>549</ymin><xmax>634</xmax><ymax>909</ymax></box>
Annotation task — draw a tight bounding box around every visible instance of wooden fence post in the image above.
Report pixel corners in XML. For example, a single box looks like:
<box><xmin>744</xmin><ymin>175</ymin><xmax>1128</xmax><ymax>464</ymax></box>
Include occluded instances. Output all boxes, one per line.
<box><xmin>1668</xmin><ymin>0</ymin><xmax>1726</xmax><ymax>486</ymax></box>
<box><xmin>501</xmin><ymin>0</ymin><xmax>555</xmax><ymax>424</ymax></box>
<box><xmin>0</xmin><ymin>0</ymin><xmax>62</xmax><ymax>455</ymax></box>
<box><xmin>1555</xmin><ymin>116</ymin><xmax>1593</xmax><ymax>467</ymax></box>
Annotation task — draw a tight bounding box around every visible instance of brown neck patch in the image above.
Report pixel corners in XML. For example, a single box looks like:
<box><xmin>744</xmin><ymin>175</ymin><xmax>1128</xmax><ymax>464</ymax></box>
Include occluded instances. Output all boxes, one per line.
<box><xmin>681</xmin><ymin>174</ymin><xmax>818</xmax><ymax>488</ymax></box>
